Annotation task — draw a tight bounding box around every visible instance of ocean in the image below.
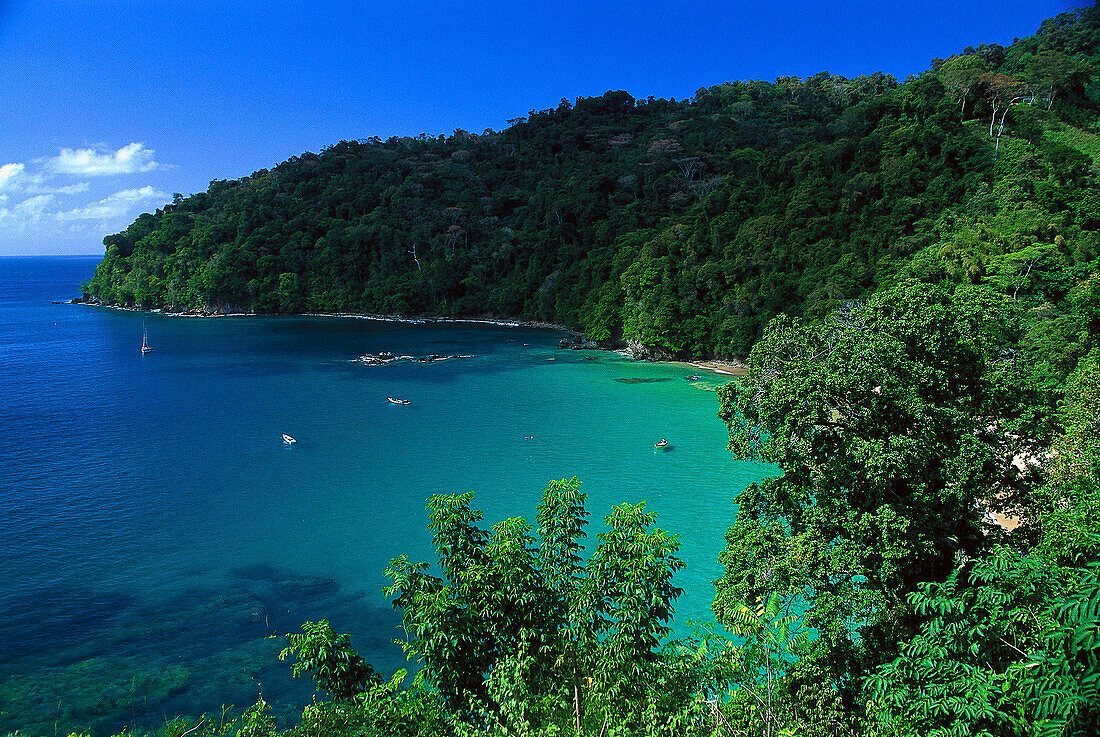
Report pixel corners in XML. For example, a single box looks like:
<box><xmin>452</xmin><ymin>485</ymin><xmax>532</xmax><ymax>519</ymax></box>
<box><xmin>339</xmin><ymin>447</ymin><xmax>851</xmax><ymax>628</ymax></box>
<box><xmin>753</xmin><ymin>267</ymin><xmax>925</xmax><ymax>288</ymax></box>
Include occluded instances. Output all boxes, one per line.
<box><xmin>0</xmin><ymin>256</ymin><xmax>771</xmax><ymax>735</ymax></box>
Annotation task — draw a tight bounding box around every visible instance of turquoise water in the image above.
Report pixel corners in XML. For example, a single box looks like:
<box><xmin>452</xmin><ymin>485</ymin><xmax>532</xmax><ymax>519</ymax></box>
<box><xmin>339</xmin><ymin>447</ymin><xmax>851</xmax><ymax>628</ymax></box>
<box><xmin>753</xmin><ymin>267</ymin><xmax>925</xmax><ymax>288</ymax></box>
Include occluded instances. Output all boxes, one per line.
<box><xmin>0</xmin><ymin>256</ymin><xmax>771</xmax><ymax>735</ymax></box>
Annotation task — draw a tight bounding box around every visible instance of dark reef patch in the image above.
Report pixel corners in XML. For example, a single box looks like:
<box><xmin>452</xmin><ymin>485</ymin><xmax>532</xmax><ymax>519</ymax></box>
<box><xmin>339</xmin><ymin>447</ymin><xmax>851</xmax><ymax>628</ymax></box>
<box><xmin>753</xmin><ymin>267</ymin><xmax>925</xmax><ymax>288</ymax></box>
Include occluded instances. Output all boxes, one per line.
<box><xmin>0</xmin><ymin>566</ymin><xmax>404</xmax><ymax>737</ymax></box>
<box><xmin>2</xmin><ymin>588</ymin><xmax>137</xmax><ymax>662</ymax></box>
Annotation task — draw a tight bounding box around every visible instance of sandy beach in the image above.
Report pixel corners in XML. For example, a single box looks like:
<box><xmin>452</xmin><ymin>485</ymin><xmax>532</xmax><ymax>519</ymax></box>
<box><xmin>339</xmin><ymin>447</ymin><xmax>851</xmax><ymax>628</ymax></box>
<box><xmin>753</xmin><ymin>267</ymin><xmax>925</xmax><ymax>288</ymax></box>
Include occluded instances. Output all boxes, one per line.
<box><xmin>685</xmin><ymin>360</ymin><xmax>748</xmax><ymax>376</ymax></box>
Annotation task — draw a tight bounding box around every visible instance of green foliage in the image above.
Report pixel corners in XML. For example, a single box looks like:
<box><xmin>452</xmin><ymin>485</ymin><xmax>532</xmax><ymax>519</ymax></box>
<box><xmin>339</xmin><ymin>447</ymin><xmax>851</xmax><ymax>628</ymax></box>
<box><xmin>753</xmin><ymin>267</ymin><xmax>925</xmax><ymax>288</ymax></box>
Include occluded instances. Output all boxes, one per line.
<box><xmin>867</xmin><ymin>551</ymin><xmax>1100</xmax><ymax>737</ymax></box>
<box><xmin>866</xmin><ymin>549</ymin><xmax>1058</xmax><ymax>737</ymax></box>
<box><xmin>278</xmin><ymin>620</ymin><xmax>380</xmax><ymax>701</ymax></box>
<box><xmin>384</xmin><ymin>478</ymin><xmax>692</xmax><ymax>734</ymax></box>
<box><xmin>81</xmin><ymin>7</ymin><xmax>1099</xmax><ymax>362</ymax></box>
<box><xmin>715</xmin><ymin>280</ymin><xmax>1048</xmax><ymax>712</ymax></box>
<box><xmin>715</xmin><ymin>233</ymin><xmax>1100</xmax><ymax>736</ymax></box>
<box><xmin>1039</xmin><ymin>348</ymin><xmax>1100</xmax><ymax>564</ymax></box>
<box><xmin>1034</xmin><ymin>563</ymin><xmax>1100</xmax><ymax>735</ymax></box>
<box><xmin>284</xmin><ymin>671</ymin><xmax>449</xmax><ymax>737</ymax></box>
<box><xmin>719</xmin><ymin>594</ymin><xmax>811</xmax><ymax>737</ymax></box>
<box><xmin>1049</xmin><ymin>348</ymin><xmax>1100</xmax><ymax>492</ymax></box>
<box><xmin>236</xmin><ymin>698</ymin><xmax>277</xmax><ymax>737</ymax></box>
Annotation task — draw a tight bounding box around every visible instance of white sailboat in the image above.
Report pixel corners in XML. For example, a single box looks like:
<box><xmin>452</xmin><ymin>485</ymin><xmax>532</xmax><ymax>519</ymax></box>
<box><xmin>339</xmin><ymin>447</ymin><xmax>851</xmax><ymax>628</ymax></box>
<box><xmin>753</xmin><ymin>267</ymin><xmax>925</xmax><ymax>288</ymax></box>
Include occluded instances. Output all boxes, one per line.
<box><xmin>140</xmin><ymin>323</ymin><xmax>153</xmax><ymax>354</ymax></box>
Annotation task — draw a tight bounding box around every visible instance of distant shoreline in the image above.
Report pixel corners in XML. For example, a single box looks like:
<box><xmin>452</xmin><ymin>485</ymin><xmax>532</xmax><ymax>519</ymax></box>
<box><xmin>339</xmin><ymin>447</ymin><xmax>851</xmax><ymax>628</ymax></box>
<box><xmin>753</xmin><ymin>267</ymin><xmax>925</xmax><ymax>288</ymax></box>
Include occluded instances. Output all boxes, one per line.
<box><xmin>72</xmin><ymin>299</ymin><xmax>746</xmax><ymax>377</ymax></box>
<box><xmin>73</xmin><ymin>299</ymin><xmax>574</xmax><ymax>332</ymax></box>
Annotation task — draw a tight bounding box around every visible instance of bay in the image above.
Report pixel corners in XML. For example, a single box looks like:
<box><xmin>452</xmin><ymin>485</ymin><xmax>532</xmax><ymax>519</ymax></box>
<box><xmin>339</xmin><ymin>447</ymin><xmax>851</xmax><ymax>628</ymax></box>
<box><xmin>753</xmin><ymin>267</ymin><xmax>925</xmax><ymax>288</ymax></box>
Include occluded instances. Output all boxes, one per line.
<box><xmin>0</xmin><ymin>256</ymin><xmax>771</xmax><ymax>735</ymax></box>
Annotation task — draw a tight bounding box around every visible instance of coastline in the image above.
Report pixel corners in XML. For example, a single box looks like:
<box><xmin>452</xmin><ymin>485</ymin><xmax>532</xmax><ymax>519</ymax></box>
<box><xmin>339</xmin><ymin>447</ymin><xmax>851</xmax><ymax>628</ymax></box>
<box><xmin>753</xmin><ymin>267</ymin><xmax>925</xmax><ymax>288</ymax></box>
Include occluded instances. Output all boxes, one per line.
<box><xmin>684</xmin><ymin>360</ymin><xmax>748</xmax><ymax>377</ymax></box>
<box><xmin>72</xmin><ymin>299</ymin><xmax>746</xmax><ymax>377</ymax></box>
<box><xmin>73</xmin><ymin>299</ymin><xmax>575</xmax><ymax>333</ymax></box>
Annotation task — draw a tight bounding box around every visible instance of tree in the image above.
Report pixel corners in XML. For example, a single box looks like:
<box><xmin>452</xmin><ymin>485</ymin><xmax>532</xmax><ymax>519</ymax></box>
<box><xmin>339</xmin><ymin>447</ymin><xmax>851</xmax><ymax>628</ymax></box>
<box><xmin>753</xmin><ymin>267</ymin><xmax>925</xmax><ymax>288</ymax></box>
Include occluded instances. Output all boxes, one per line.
<box><xmin>866</xmin><ymin>366</ymin><xmax>1100</xmax><ymax>737</ymax></box>
<box><xmin>278</xmin><ymin>620</ymin><xmax>381</xmax><ymax>701</ymax></box>
<box><xmin>383</xmin><ymin>478</ymin><xmax>690</xmax><ymax>732</ymax></box>
<box><xmin>938</xmin><ymin>54</ymin><xmax>988</xmax><ymax>116</ymax></box>
<box><xmin>1039</xmin><ymin>349</ymin><xmax>1100</xmax><ymax>564</ymax></box>
<box><xmin>714</xmin><ymin>282</ymin><xmax>1043</xmax><ymax>710</ymax></box>
<box><xmin>588</xmin><ymin>501</ymin><xmax>684</xmax><ymax>710</ymax></box>
<box><xmin>978</xmin><ymin>72</ymin><xmax>1026</xmax><ymax>149</ymax></box>
<box><xmin>865</xmin><ymin>548</ymin><xmax>1100</xmax><ymax>737</ymax></box>
<box><xmin>720</xmin><ymin>594</ymin><xmax>810</xmax><ymax>737</ymax></box>
<box><xmin>536</xmin><ymin>476</ymin><xmax>590</xmax><ymax>730</ymax></box>
<box><xmin>1025</xmin><ymin>50</ymin><xmax>1082</xmax><ymax>109</ymax></box>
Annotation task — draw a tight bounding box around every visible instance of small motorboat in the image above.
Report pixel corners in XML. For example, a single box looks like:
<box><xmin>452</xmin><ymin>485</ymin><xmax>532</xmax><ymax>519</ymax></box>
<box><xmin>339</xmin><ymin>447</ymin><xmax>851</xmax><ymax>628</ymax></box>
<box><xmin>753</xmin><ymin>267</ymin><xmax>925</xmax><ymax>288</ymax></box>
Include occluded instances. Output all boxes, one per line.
<box><xmin>685</xmin><ymin>375</ymin><xmax>701</xmax><ymax>381</ymax></box>
<box><xmin>655</xmin><ymin>438</ymin><xmax>669</xmax><ymax>448</ymax></box>
<box><xmin>282</xmin><ymin>433</ymin><xmax>297</xmax><ymax>444</ymax></box>
<box><xmin>387</xmin><ymin>397</ymin><xmax>411</xmax><ymax>405</ymax></box>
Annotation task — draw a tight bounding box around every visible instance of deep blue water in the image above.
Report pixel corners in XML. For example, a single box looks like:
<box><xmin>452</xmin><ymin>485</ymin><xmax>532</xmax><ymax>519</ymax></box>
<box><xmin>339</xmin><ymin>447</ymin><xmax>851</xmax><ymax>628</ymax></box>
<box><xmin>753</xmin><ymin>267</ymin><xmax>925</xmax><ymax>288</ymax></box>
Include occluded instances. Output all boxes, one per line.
<box><xmin>0</xmin><ymin>256</ymin><xmax>770</xmax><ymax>735</ymax></box>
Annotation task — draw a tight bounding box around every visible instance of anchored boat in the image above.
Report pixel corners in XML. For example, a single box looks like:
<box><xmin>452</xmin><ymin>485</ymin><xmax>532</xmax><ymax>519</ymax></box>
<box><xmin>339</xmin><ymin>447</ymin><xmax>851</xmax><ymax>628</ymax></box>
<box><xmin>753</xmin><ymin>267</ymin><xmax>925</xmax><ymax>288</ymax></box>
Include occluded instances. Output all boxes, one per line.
<box><xmin>140</xmin><ymin>323</ymin><xmax>153</xmax><ymax>354</ymax></box>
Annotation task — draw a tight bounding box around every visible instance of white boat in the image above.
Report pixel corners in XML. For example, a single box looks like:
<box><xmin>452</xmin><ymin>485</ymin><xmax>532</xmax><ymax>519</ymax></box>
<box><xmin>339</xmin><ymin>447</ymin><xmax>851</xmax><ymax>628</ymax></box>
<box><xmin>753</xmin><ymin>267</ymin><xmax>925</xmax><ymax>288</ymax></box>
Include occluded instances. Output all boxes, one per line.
<box><xmin>140</xmin><ymin>323</ymin><xmax>153</xmax><ymax>354</ymax></box>
<box><xmin>282</xmin><ymin>433</ymin><xmax>297</xmax><ymax>444</ymax></box>
<box><xmin>655</xmin><ymin>438</ymin><xmax>669</xmax><ymax>448</ymax></box>
<box><xmin>387</xmin><ymin>397</ymin><xmax>411</xmax><ymax>405</ymax></box>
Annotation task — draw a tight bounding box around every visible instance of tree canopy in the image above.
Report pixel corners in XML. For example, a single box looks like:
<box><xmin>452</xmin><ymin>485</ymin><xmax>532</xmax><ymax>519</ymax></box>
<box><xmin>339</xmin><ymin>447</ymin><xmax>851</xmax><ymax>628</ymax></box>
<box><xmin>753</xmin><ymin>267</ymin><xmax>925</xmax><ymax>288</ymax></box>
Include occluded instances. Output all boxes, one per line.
<box><xmin>84</xmin><ymin>6</ymin><xmax>1100</xmax><ymax>363</ymax></box>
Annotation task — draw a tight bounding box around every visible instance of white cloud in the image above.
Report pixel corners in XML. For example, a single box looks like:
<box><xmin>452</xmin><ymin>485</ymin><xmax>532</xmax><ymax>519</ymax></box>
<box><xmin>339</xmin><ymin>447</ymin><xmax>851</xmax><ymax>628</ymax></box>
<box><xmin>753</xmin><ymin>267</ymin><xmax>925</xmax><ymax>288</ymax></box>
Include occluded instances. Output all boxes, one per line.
<box><xmin>0</xmin><ymin>162</ymin><xmax>27</xmax><ymax>191</ymax></box>
<box><xmin>45</xmin><ymin>142</ymin><xmax>161</xmax><ymax>176</ymax></box>
<box><xmin>57</xmin><ymin>186</ymin><xmax>169</xmax><ymax>221</ymax></box>
<box><xmin>0</xmin><ymin>161</ymin><xmax>90</xmax><ymax>195</ymax></box>
<box><xmin>1</xmin><ymin>143</ymin><xmax>171</xmax><ymax>249</ymax></box>
<box><xmin>0</xmin><ymin>194</ymin><xmax>56</xmax><ymax>229</ymax></box>
<box><xmin>18</xmin><ymin>194</ymin><xmax>55</xmax><ymax>217</ymax></box>
<box><xmin>44</xmin><ymin>182</ymin><xmax>91</xmax><ymax>195</ymax></box>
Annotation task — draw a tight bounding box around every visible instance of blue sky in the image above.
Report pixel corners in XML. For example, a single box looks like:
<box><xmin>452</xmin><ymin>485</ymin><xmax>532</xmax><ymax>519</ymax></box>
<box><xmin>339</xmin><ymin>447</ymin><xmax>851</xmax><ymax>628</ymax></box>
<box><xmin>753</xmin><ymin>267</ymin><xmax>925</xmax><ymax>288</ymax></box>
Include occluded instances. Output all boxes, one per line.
<box><xmin>0</xmin><ymin>0</ymin><xmax>1072</xmax><ymax>256</ymax></box>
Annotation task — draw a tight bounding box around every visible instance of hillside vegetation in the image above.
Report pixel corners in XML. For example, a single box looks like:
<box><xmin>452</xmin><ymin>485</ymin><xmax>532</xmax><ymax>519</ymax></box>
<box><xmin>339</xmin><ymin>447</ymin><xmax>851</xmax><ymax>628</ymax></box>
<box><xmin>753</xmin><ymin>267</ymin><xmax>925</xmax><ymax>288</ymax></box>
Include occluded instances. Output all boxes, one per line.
<box><xmin>86</xmin><ymin>8</ymin><xmax>1098</xmax><ymax>362</ymax></box>
<box><xmin>63</xmin><ymin>7</ymin><xmax>1100</xmax><ymax>737</ymax></box>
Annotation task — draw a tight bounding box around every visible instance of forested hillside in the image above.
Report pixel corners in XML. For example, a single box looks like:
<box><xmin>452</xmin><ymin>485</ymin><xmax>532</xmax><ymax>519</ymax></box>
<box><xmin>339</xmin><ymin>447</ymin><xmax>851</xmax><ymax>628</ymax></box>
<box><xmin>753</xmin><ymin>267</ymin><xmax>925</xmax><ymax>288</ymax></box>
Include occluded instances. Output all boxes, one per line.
<box><xmin>85</xmin><ymin>7</ymin><xmax>1099</xmax><ymax>361</ymax></box>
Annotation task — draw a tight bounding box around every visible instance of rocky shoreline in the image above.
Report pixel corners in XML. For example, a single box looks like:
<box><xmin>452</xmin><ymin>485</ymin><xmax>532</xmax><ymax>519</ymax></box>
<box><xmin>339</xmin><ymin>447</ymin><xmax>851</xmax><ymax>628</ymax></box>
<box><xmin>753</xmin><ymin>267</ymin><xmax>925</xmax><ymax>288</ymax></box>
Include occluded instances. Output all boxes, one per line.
<box><xmin>71</xmin><ymin>298</ymin><xmax>747</xmax><ymax>377</ymax></box>
<box><xmin>72</xmin><ymin>296</ymin><xmax>575</xmax><ymax>332</ymax></box>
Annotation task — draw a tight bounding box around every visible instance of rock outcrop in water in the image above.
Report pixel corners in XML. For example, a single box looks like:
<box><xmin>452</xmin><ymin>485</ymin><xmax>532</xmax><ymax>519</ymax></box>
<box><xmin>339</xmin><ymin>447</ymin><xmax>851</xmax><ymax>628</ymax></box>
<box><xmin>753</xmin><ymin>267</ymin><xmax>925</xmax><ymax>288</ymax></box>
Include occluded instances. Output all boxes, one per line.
<box><xmin>357</xmin><ymin>351</ymin><xmax>473</xmax><ymax>366</ymax></box>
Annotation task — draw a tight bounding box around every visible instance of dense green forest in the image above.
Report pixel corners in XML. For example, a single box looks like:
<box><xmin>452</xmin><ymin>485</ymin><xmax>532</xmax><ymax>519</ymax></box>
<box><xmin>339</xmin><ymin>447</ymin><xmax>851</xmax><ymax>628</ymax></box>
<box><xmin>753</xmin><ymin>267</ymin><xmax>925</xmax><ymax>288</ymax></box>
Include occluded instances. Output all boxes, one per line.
<box><xmin>63</xmin><ymin>6</ymin><xmax>1100</xmax><ymax>737</ymax></box>
<box><xmin>85</xmin><ymin>7</ymin><xmax>1098</xmax><ymax>361</ymax></box>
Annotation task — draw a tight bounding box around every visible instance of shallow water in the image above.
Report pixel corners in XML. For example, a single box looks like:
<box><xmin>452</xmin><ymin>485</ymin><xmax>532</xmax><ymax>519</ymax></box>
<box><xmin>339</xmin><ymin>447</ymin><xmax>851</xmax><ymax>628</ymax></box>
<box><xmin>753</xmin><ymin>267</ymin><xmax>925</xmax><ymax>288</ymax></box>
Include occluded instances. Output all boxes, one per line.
<box><xmin>0</xmin><ymin>256</ymin><xmax>772</xmax><ymax>735</ymax></box>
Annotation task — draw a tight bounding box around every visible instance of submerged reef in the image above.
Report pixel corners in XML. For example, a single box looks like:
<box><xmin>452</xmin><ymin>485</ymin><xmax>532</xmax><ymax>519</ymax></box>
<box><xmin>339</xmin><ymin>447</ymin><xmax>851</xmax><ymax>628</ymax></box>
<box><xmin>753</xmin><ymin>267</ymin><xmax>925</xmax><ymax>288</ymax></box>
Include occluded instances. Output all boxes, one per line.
<box><xmin>0</xmin><ymin>566</ymin><xmax>403</xmax><ymax>736</ymax></box>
